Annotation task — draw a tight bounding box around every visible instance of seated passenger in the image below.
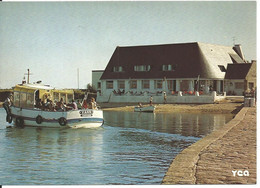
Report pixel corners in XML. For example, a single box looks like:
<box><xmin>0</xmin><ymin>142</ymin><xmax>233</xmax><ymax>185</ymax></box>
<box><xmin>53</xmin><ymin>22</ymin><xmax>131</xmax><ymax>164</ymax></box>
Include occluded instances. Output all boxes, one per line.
<box><xmin>91</xmin><ymin>97</ymin><xmax>97</xmax><ymax>110</ymax></box>
<box><xmin>70</xmin><ymin>99</ymin><xmax>78</xmax><ymax>110</ymax></box>
<box><xmin>77</xmin><ymin>100</ymin><xmax>82</xmax><ymax>109</ymax></box>
<box><xmin>47</xmin><ymin>100</ymin><xmax>55</xmax><ymax>111</ymax></box>
<box><xmin>35</xmin><ymin>98</ymin><xmax>42</xmax><ymax>108</ymax></box>
<box><xmin>56</xmin><ymin>98</ymin><xmax>65</xmax><ymax>111</ymax></box>
<box><xmin>82</xmin><ymin>99</ymin><xmax>88</xmax><ymax>109</ymax></box>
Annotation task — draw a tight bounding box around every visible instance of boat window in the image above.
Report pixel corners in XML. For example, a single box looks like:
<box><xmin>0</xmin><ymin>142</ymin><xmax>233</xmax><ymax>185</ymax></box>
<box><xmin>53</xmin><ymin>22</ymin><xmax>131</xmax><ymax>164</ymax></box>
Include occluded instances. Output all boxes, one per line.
<box><xmin>35</xmin><ymin>90</ymin><xmax>40</xmax><ymax>101</ymax></box>
<box><xmin>53</xmin><ymin>92</ymin><xmax>59</xmax><ymax>102</ymax></box>
<box><xmin>20</xmin><ymin>92</ymin><xmax>27</xmax><ymax>107</ymax></box>
<box><xmin>67</xmin><ymin>94</ymin><xmax>73</xmax><ymax>103</ymax></box>
<box><xmin>14</xmin><ymin>91</ymin><xmax>20</xmax><ymax>107</ymax></box>
<box><xmin>60</xmin><ymin>93</ymin><xmax>66</xmax><ymax>103</ymax></box>
<box><xmin>27</xmin><ymin>93</ymin><xmax>34</xmax><ymax>108</ymax></box>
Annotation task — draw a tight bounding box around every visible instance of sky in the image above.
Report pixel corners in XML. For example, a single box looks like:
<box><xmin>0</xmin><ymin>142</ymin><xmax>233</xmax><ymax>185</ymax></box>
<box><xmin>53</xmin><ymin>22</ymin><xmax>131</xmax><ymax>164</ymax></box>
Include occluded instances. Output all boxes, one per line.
<box><xmin>0</xmin><ymin>1</ymin><xmax>257</xmax><ymax>89</ymax></box>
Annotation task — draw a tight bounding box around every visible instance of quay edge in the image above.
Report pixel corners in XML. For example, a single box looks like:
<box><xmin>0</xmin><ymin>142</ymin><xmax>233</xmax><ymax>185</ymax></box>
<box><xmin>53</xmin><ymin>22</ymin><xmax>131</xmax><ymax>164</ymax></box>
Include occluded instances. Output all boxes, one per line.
<box><xmin>162</xmin><ymin>107</ymin><xmax>251</xmax><ymax>184</ymax></box>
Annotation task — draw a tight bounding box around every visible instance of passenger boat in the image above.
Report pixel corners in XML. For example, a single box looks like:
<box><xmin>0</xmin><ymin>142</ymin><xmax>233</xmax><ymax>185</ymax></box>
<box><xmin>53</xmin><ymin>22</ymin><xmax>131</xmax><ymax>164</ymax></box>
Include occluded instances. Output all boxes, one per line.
<box><xmin>134</xmin><ymin>105</ymin><xmax>155</xmax><ymax>113</ymax></box>
<box><xmin>4</xmin><ymin>83</ymin><xmax>104</xmax><ymax>128</ymax></box>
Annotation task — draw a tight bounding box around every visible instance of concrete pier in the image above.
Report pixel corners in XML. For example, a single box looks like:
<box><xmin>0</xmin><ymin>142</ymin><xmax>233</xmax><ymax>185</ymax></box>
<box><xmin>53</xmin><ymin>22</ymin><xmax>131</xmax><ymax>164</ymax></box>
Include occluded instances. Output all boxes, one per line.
<box><xmin>162</xmin><ymin>107</ymin><xmax>256</xmax><ymax>184</ymax></box>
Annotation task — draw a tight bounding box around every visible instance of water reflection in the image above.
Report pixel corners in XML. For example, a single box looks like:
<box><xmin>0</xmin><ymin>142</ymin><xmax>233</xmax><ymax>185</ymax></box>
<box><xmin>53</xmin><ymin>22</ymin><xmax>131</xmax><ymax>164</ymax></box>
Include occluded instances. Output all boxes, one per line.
<box><xmin>3</xmin><ymin>126</ymin><xmax>106</xmax><ymax>184</ymax></box>
<box><xmin>104</xmin><ymin>111</ymin><xmax>233</xmax><ymax>138</ymax></box>
<box><xmin>5</xmin><ymin>126</ymin><xmax>105</xmax><ymax>160</ymax></box>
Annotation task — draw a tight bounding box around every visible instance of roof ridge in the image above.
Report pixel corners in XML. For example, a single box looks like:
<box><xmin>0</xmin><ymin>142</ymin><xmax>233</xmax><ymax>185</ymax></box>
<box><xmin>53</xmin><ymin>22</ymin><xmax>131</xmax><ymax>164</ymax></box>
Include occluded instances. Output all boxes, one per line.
<box><xmin>117</xmin><ymin>42</ymin><xmax>199</xmax><ymax>48</ymax></box>
<box><xmin>116</xmin><ymin>42</ymin><xmax>233</xmax><ymax>49</ymax></box>
<box><xmin>197</xmin><ymin>42</ymin><xmax>232</xmax><ymax>48</ymax></box>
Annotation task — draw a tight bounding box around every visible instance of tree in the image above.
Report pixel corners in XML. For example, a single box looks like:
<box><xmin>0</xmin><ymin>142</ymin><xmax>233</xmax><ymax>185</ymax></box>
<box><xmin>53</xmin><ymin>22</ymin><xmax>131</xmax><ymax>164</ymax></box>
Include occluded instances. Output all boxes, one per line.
<box><xmin>86</xmin><ymin>84</ymin><xmax>96</xmax><ymax>93</ymax></box>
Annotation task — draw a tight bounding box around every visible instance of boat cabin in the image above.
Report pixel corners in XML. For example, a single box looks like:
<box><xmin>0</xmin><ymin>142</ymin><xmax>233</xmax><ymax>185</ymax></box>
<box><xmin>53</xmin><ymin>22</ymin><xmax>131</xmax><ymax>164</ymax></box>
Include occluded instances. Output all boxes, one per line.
<box><xmin>13</xmin><ymin>84</ymin><xmax>74</xmax><ymax>109</ymax></box>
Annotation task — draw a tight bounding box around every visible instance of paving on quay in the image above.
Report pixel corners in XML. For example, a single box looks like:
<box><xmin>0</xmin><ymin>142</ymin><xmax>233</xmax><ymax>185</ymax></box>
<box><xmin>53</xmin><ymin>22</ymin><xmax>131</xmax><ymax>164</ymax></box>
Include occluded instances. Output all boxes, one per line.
<box><xmin>162</xmin><ymin>107</ymin><xmax>256</xmax><ymax>184</ymax></box>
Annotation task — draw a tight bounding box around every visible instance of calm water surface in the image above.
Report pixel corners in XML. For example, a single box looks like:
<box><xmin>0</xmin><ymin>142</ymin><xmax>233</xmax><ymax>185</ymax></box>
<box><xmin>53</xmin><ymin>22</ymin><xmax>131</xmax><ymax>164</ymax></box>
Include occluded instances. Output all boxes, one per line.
<box><xmin>0</xmin><ymin>108</ymin><xmax>233</xmax><ymax>185</ymax></box>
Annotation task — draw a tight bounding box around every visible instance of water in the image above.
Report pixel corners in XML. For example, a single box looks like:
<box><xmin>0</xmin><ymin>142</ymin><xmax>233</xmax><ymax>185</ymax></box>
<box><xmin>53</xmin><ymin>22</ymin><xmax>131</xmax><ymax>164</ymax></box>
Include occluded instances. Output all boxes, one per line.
<box><xmin>0</xmin><ymin>108</ymin><xmax>233</xmax><ymax>185</ymax></box>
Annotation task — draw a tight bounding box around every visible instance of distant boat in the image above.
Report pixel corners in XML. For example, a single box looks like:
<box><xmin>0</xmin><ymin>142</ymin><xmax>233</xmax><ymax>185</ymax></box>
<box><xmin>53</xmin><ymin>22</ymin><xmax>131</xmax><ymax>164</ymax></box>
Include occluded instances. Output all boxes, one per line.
<box><xmin>4</xmin><ymin>83</ymin><xmax>104</xmax><ymax>128</ymax></box>
<box><xmin>134</xmin><ymin>105</ymin><xmax>155</xmax><ymax>113</ymax></box>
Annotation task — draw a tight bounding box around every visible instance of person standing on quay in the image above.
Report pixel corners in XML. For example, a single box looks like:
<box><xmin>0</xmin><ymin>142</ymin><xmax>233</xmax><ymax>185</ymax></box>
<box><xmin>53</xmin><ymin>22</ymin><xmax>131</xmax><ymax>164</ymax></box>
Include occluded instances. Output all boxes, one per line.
<box><xmin>163</xmin><ymin>92</ymin><xmax>167</xmax><ymax>104</ymax></box>
<box><xmin>149</xmin><ymin>96</ymin><xmax>153</xmax><ymax>106</ymax></box>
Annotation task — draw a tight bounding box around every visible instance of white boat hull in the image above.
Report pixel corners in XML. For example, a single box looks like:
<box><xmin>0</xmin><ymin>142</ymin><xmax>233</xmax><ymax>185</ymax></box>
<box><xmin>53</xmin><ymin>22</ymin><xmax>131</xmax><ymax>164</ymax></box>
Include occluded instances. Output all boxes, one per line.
<box><xmin>134</xmin><ymin>106</ymin><xmax>155</xmax><ymax>112</ymax></box>
<box><xmin>10</xmin><ymin>106</ymin><xmax>104</xmax><ymax>128</ymax></box>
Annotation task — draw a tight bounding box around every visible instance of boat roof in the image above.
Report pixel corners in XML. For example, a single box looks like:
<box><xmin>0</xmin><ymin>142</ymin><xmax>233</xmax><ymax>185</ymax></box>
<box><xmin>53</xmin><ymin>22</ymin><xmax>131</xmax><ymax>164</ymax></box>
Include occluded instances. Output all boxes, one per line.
<box><xmin>14</xmin><ymin>84</ymin><xmax>74</xmax><ymax>94</ymax></box>
<box><xmin>15</xmin><ymin>84</ymin><xmax>54</xmax><ymax>90</ymax></box>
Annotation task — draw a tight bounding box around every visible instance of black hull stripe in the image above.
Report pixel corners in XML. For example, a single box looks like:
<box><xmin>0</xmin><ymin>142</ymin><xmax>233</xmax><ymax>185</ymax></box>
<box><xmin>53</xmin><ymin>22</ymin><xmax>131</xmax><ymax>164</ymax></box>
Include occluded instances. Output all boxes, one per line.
<box><xmin>11</xmin><ymin>114</ymin><xmax>103</xmax><ymax>124</ymax></box>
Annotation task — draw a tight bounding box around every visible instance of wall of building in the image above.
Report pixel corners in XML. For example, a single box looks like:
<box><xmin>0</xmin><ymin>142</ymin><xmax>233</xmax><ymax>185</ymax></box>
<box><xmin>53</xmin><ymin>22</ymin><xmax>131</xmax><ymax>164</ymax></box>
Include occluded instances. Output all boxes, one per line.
<box><xmin>92</xmin><ymin>71</ymin><xmax>104</xmax><ymax>92</ymax></box>
<box><xmin>224</xmin><ymin>79</ymin><xmax>244</xmax><ymax>95</ymax></box>
<box><xmin>100</xmin><ymin>79</ymin><xmax>224</xmax><ymax>97</ymax></box>
<box><xmin>97</xmin><ymin>91</ymin><xmax>225</xmax><ymax>104</ymax></box>
<box><xmin>245</xmin><ymin>61</ymin><xmax>257</xmax><ymax>91</ymax></box>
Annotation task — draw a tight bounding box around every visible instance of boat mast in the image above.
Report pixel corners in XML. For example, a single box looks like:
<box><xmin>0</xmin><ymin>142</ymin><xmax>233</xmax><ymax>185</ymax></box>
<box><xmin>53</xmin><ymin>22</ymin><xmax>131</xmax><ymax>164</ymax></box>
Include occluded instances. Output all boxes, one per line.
<box><xmin>24</xmin><ymin>69</ymin><xmax>33</xmax><ymax>84</ymax></box>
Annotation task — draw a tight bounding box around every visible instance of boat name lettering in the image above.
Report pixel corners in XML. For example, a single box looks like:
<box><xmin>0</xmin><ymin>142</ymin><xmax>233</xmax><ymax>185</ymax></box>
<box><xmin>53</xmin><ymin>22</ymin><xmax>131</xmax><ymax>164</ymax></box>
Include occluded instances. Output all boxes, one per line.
<box><xmin>80</xmin><ymin>110</ymin><xmax>92</xmax><ymax>115</ymax></box>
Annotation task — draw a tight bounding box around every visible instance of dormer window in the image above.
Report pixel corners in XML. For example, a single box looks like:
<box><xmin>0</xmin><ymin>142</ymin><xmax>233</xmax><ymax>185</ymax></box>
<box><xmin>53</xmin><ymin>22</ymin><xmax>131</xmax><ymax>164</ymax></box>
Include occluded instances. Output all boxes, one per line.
<box><xmin>162</xmin><ymin>64</ymin><xmax>175</xmax><ymax>71</ymax></box>
<box><xmin>218</xmin><ymin>65</ymin><xmax>226</xmax><ymax>72</ymax></box>
<box><xmin>134</xmin><ymin>65</ymin><xmax>151</xmax><ymax>72</ymax></box>
<box><xmin>113</xmin><ymin>66</ymin><xmax>123</xmax><ymax>72</ymax></box>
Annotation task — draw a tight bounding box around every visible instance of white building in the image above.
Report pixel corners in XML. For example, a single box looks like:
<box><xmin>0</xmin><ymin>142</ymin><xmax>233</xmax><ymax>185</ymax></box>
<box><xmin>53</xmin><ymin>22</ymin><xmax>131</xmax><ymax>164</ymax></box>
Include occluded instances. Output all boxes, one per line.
<box><xmin>92</xmin><ymin>70</ymin><xmax>103</xmax><ymax>93</ymax></box>
<box><xmin>96</xmin><ymin>42</ymin><xmax>253</xmax><ymax>103</ymax></box>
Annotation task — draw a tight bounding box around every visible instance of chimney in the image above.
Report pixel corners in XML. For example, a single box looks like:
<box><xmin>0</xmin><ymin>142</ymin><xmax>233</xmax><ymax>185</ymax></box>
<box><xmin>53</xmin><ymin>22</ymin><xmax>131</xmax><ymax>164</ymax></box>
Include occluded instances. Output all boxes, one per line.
<box><xmin>233</xmin><ymin>44</ymin><xmax>245</xmax><ymax>61</ymax></box>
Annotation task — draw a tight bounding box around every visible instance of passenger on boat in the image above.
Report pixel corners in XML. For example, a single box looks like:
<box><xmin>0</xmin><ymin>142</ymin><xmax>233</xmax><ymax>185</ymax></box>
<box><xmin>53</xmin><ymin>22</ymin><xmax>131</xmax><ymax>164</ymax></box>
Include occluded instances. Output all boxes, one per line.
<box><xmin>77</xmin><ymin>100</ymin><xmax>82</xmax><ymax>109</ymax></box>
<box><xmin>47</xmin><ymin>99</ymin><xmax>55</xmax><ymax>111</ymax></box>
<box><xmin>40</xmin><ymin>101</ymin><xmax>45</xmax><ymax>109</ymax></box>
<box><xmin>55</xmin><ymin>98</ymin><xmax>66</xmax><ymax>111</ymax></box>
<box><xmin>90</xmin><ymin>97</ymin><xmax>97</xmax><ymax>109</ymax></box>
<box><xmin>3</xmin><ymin>94</ymin><xmax>12</xmax><ymax>114</ymax></box>
<box><xmin>43</xmin><ymin>94</ymin><xmax>48</xmax><ymax>104</ymax></box>
<box><xmin>35</xmin><ymin>98</ymin><xmax>42</xmax><ymax>108</ymax></box>
<box><xmin>70</xmin><ymin>99</ymin><xmax>78</xmax><ymax>110</ymax></box>
<box><xmin>82</xmin><ymin>98</ymin><xmax>88</xmax><ymax>109</ymax></box>
<box><xmin>138</xmin><ymin>102</ymin><xmax>143</xmax><ymax>108</ymax></box>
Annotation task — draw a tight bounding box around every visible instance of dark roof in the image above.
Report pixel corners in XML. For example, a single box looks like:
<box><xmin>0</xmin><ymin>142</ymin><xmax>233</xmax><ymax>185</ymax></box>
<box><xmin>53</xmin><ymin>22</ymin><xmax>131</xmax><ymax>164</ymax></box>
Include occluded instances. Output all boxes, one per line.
<box><xmin>92</xmin><ymin>70</ymin><xmax>104</xmax><ymax>72</ymax></box>
<box><xmin>229</xmin><ymin>54</ymin><xmax>245</xmax><ymax>64</ymax></box>
<box><xmin>225</xmin><ymin>63</ymin><xmax>252</xmax><ymax>79</ymax></box>
<box><xmin>101</xmin><ymin>42</ymin><xmax>244</xmax><ymax>80</ymax></box>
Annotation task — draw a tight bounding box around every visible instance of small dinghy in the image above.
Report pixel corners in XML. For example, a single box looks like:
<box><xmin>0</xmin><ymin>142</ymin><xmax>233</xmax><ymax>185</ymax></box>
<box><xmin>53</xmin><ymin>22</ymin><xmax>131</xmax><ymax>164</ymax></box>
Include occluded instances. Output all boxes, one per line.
<box><xmin>134</xmin><ymin>105</ymin><xmax>155</xmax><ymax>113</ymax></box>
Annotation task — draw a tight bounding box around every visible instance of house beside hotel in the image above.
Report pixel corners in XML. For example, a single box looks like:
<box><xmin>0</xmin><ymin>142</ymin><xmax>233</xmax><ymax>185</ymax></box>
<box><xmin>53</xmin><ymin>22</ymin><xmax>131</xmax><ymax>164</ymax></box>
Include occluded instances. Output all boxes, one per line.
<box><xmin>225</xmin><ymin>61</ymin><xmax>256</xmax><ymax>95</ymax></box>
<box><xmin>95</xmin><ymin>42</ymin><xmax>256</xmax><ymax>103</ymax></box>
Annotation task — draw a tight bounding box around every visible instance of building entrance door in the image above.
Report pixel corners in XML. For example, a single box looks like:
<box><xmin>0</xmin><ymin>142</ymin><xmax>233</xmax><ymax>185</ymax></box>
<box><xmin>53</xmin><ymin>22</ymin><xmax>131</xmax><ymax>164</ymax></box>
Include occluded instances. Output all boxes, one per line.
<box><xmin>213</xmin><ymin>80</ymin><xmax>217</xmax><ymax>91</ymax></box>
